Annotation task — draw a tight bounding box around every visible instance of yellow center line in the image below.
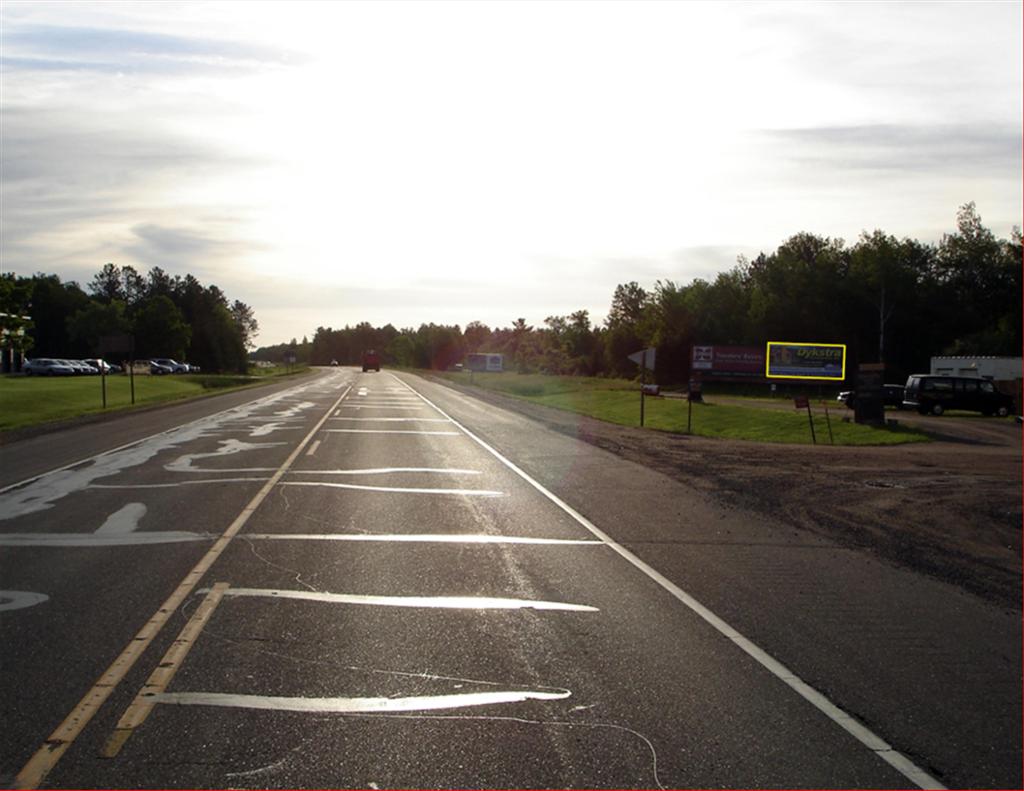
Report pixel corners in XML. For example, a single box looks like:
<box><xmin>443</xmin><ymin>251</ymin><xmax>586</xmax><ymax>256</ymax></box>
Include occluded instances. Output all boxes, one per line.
<box><xmin>100</xmin><ymin>582</ymin><xmax>230</xmax><ymax>758</ymax></box>
<box><xmin>14</xmin><ymin>383</ymin><xmax>352</xmax><ymax>790</ymax></box>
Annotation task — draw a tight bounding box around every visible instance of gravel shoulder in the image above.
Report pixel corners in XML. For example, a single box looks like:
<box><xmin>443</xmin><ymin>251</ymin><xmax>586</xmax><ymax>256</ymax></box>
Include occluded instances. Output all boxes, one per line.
<box><xmin>429</xmin><ymin>375</ymin><xmax>1022</xmax><ymax>610</ymax></box>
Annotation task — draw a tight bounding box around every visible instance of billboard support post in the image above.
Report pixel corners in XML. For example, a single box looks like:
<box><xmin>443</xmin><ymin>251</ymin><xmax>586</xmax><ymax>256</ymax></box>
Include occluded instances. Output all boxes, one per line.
<box><xmin>640</xmin><ymin>349</ymin><xmax>646</xmax><ymax>428</ymax></box>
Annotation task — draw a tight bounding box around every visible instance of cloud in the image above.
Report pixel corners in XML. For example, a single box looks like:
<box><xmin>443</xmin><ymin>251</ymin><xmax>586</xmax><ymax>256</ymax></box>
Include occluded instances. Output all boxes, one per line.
<box><xmin>123</xmin><ymin>223</ymin><xmax>265</xmax><ymax>274</ymax></box>
<box><xmin>1</xmin><ymin>23</ymin><xmax>304</xmax><ymax>75</ymax></box>
<box><xmin>760</xmin><ymin>124</ymin><xmax>1022</xmax><ymax>175</ymax></box>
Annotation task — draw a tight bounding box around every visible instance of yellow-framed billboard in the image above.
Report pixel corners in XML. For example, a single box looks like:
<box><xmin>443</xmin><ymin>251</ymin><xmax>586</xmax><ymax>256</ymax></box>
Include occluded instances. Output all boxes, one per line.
<box><xmin>765</xmin><ymin>342</ymin><xmax>846</xmax><ymax>381</ymax></box>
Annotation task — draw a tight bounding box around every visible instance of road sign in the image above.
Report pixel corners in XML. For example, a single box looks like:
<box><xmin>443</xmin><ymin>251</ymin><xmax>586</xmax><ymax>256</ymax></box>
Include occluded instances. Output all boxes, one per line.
<box><xmin>794</xmin><ymin>395</ymin><xmax>809</xmax><ymax>409</ymax></box>
<box><xmin>627</xmin><ymin>347</ymin><xmax>656</xmax><ymax>370</ymax></box>
<box><xmin>766</xmin><ymin>342</ymin><xmax>846</xmax><ymax>381</ymax></box>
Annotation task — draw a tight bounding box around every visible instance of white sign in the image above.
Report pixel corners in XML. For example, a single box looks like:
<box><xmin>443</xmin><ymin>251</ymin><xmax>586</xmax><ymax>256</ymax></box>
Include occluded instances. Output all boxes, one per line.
<box><xmin>627</xmin><ymin>347</ymin><xmax>657</xmax><ymax>370</ymax></box>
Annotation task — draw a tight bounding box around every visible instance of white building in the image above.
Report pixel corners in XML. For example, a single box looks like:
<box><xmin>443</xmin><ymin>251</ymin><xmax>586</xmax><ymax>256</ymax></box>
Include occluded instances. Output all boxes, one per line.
<box><xmin>930</xmin><ymin>356</ymin><xmax>1022</xmax><ymax>380</ymax></box>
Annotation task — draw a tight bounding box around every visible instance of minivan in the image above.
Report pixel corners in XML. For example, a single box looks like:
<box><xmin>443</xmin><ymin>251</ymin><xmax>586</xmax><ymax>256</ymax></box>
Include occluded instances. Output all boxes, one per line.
<box><xmin>903</xmin><ymin>374</ymin><xmax>1014</xmax><ymax>416</ymax></box>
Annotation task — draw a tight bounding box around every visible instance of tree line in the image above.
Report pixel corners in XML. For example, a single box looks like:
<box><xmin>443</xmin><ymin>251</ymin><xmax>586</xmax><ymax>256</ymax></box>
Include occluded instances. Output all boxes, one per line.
<box><xmin>277</xmin><ymin>204</ymin><xmax>1020</xmax><ymax>385</ymax></box>
<box><xmin>1</xmin><ymin>263</ymin><xmax>258</xmax><ymax>373</ymax></box>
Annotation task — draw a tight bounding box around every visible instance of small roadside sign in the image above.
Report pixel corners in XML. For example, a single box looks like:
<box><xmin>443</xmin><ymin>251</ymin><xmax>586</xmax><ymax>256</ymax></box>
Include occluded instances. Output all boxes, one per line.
<box><xmin>794</xmin><ymin>395</ymin><xmax>809</xmax><ymax>409</ymax></box>
<box><xmin>627</xmin><ymin>348</ymin><xmax>657</xmax><ymax>370</ymax></box>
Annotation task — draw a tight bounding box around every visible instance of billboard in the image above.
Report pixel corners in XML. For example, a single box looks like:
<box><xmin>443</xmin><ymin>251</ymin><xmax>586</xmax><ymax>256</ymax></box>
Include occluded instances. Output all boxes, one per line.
<box><xmin>691</xmin><ymin>345</ymin><xmax>765</xmax><ymax>378</ymax></box>
<box><xmin>466</xmin><ymin>353</ymin><xmax>504</xmax><ymax>372</ymax></box>
<box><xmin>765</xmin><ymin>342</ymin><xmax>846</xmax><ymax>381</ymax></box>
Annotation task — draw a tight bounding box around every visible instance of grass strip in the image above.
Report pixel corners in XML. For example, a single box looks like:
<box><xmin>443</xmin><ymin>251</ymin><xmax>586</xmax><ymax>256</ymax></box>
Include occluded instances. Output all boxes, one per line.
<box><xmin>0</xmin><ymin>367</ymin><xmax>310</xmax><ymax>432</ymax></box>
<box><xmin>437</xmin><ymin>371</ymin><xmax>929</xmax><ymax>446</ymax></box>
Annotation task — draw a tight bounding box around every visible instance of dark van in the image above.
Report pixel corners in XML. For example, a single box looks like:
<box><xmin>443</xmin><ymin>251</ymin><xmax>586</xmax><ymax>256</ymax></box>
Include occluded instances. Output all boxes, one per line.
<box><xmin>903</xmin><ymin>374</ymin><xmax>1014</xmax><ymax>416</ymax></box>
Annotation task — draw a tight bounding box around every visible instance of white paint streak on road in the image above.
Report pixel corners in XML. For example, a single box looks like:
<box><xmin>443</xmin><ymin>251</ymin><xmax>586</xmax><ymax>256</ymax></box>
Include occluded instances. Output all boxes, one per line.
<box><xmin>287</xmin><ymin>467</ymin><xmax>480</xmax><ymax>476</ymax></box>
<box><xmin>155</xmin><ymin>689</ymin><xmax>571</xmax><ymax>713</ymax></box>
<box><xmin>338</xmin><ymin>406</ymin><xmax>425</xmax><ymax>411</ymax></box>
<box><xmin>94</xmin><ymin>503</ymin><xmax>147</xmax><ymax>535</ymax></box>
<box><xmin>244</xmin><ymin>533</ymin><xmax>603</xmax><ymax>546</ymax></box>
<box><xmin>306</xmin><ymin>440</ymin><xmax>321</xmax><ymax>457</ymax></box>
<box><xmin>0</xmin><ymin>591</ymin><xmax>50</xmax><ymax>611</ymax></box>
<box><xmin>279</xmin><ymin>481</ymin><xmax>503</xmax><ymax>496</ymax></box>
<box><xmin>165</xmin><ymin>438</ymin><xmax>283</xmax><ymax>473</ymax></box>
<box><xmin>212</xmin><ymin>587</ymin><xmax>598</xmax><ymax>611</ymax></box>
<box><xmin>90</xmin><ymin>478</ymin><xmax>270</xmax><ymax>489</ymax></box>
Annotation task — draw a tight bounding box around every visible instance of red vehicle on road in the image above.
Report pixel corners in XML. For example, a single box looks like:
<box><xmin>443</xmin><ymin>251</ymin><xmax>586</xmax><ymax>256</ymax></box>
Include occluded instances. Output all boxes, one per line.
<box><xmin>361</xmin><ymin>350</ymin><xmax>381</xmax><ymax>372</ymax></box>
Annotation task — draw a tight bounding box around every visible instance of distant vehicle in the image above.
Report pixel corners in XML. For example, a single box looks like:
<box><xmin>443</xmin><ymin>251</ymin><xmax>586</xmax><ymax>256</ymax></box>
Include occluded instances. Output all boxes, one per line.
<box><xmin>362</xmin><ymin>350</ymin><xmax>380</xmax><ymax>372</ymax></box>
<box><xmin>83</xmin><ymin>358</ymin><xmax>122</xmax><ymax>374</ymax></box>
<box><xmin>837</xmin><ymin>384</ymin><xmax>905</xmax><ymax>410</ymax></box>
<box><xmin>148</xmin><ymin>360</ymin><xmax>174</xmax><ymax>375</ymax></box>
<box><xmin>903</xmin><ymin>374</ymin><xmax>1014</xmax><ymax>416</ymax></box>
<box><xmin>330</xmin><ymin>359</ymin><xmax>339</xmax><ymax>366</ymax></box>
<box><xmin>61</xmin><ymin>359</ymin><xmax>94</xmax><ymax>375</ymax></box>
<box><xmin>23</xmin><ymin>358</ymin><xmax>74</xmax><ymax>376</ymax></box>
<box><xmin>150</xmin><ymin>358</ymin><xmax>190</xmax><ymax>373</ymax></box>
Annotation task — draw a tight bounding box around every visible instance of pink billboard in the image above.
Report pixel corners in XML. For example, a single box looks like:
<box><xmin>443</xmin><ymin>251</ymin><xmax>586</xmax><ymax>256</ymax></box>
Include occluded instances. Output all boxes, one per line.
<box><xmin>691</xmin><ymin>345</ymin><xmax>766</xmax><ymax>378</ymax></box>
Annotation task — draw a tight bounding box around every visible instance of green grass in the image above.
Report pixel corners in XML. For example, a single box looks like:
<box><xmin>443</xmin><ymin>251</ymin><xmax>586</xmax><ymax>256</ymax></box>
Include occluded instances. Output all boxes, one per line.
<box><xmin>438</xmin><ymin>371</ymin><xmax>929</xmax><ymax>446</ymax></box>
<box><xmin>0</xmin><ymin>367</ymin><xmax>310</xmax><ymax>432</ymax></box>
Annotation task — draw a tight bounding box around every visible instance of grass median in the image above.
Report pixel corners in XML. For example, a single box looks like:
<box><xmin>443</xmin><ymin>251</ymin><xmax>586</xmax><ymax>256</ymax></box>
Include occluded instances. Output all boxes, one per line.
<box><xmin>0</xmin><ymin>366</ymin><xmax>310</xmax><ymax>432</ymax></box>
<box><xmin>436</xmin><ymin>371</ymin><xmax>930</xmax><ymax>446</ymax></box>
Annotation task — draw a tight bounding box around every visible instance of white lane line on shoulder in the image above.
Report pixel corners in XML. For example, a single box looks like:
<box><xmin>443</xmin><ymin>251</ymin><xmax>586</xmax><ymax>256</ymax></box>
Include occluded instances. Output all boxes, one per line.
<box><xmin>245</xmin><ymin>533</ymin><xmax>602</xmax><ymax>545</ymax></box>
<box><xmin>390</xmin><ymin>373</ymin><xmax>946</xmax><ymax>791</ymax></box>
<box><xmin>279</xmin><ymin>481</ymin><xmax>504</xmax><ymax>497</ymax></box>
<box><xmin>306</xmin><ymin>440</ymin><xmax>321</xmax><ymax>457</ymax></box>
<box><xmin>13</xmin><ymin>383</ymin><xmax>353</xmax><ymax>790</ymax></box>
<box><xmin>154</xmin><ymin>688</ymin><xmax>571</xmax><ymax>714</ymax></box>
<box><xmin>338</xmin><ymin>405</ymin><xmax>425</xmax><ymax>410</ymax></box>
<box><xmin>206</xmin><ymin>586</ymin><xmax>598</xmax><ymax>611</ymax></box>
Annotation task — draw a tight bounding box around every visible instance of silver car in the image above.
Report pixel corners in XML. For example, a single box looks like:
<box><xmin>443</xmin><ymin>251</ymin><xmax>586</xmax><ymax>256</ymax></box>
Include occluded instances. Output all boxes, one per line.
<box><xmin>24</xmin><ymin>358</ymin><xmax>75</xmax><ymax>376</ymax></box>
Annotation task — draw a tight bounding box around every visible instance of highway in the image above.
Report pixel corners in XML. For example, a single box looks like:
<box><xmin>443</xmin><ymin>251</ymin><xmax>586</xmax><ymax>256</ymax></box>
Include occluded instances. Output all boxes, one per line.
<box><xmin>1</xmin><ymin>367</ymin><xmax>1019</xmax><ymax>789</ymax></box>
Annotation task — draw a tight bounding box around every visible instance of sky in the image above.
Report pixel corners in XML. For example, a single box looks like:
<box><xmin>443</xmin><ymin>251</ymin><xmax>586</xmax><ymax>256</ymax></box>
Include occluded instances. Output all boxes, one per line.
<box><xmin>2</xmin><ymin>1</ymin><xmax>1021</xmax><ymax>347</ymax></box>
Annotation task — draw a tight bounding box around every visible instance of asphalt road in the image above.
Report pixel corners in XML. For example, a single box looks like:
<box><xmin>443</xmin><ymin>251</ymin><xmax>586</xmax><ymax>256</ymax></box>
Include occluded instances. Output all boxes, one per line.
<box><xmin>1</xmin><ymin>368</ymin><xmax>1019</xmax><ymax>789</ymax></box>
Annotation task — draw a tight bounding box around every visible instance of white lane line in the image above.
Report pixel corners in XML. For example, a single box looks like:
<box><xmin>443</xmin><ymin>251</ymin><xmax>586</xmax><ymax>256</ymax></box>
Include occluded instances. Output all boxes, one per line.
<box><xmin>208</xmin><ymin>587</ymin><xmax>598</xmax><ymax>611</ymax></box>
<box><xmin>279</xmin><ymin>481</ymin><xmax>504</xmax><ymax>497</ymax></box>
<box><xmin>0</xmin><ymin>532</ymin><xmax>211</xmax><ymax>547</ymax></box>
<box><xmin>338</xmin><ymin>406</ymin><xmax>426</xmax><ymax>411</ymax></box>
<box><xmin>391</xmin><ymin>374</ymin><xmax>946</xmax><ymax>791</ymax></box>
<box><xmin>306</xmin><ymin>440</ymin><xmax>322</xmax><ymax>457</ymax></box>
<box><xmin>155</xmin><ymin>689</ymin><xmax>571</xmax><ymax>714</ymax></box>
<box><xmin>330</xmin><ymin>418</ymin><xmax>452</xmax><ymax>424</ymax></box>
<box><xmin>245</xmin><ymin>533</ymin><xmax>602</xmax><ymax>545</ymax></box>
<box><xmin>325</xmin><ymin>429</ymin><xmax>460</xmax><ymax>435</ymax></box>
<box><xmin>287</xmin><ymin>468</ymin><xmax>480</xmax><ymax>476</ymax></box>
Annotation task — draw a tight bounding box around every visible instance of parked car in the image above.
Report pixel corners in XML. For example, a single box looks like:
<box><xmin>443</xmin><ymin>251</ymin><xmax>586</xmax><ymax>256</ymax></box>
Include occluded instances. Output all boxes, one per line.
<box><xmin>837</xmin><ymin>384</ymin><xmax>905</xmax><ymax>410</ymax></box>
<box><xmin>83</xmin><ymin>358</ymin><xmax>120</xmax><ymax>374</ymax></box>
<box><xmin>60</xmin><ymin>359</ymin><xmax>95</xmax><ymax>375</ymax></box>
<box><xmin>903</xmin><ymin>374</ymin><xmax>1014</xmax><ymax>416</ymax></box>
<box><xmin>148</xmin><ymin>360</ymin><xmax>174</xmax><ymax>375</ymax></box>
<box><xmin>150</xmin><ymin>358</ymin><xmax>191</xmax><ymax>373</ymax></box>
<box><xmin>23</xmin><ymin>358</ymin><xmax>75</xmax><ymax>376</ymax></box>
<box><xmin>361</xmin><ymin>350</ymin><xmax>381</xmax><ymax>372</ymax></box>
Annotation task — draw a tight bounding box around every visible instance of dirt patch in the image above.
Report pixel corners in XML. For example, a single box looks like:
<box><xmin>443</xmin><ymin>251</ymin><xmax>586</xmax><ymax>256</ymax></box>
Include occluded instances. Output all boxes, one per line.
<box><xmin>432</xmin><ymin>376</ymin><xmax>1022</xmax><ymax>610</ymax></box>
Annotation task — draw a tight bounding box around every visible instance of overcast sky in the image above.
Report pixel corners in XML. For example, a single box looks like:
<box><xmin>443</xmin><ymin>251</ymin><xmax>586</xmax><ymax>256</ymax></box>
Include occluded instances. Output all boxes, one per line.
<box><xmin>2</xmin><ymin>1</ymin><xmax>1020</xmax><ymax>346</ymax></box>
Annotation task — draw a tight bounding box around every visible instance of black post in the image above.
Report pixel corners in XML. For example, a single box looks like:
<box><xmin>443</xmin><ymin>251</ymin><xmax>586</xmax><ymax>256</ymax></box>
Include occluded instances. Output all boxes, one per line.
<box><xmin>687</xmin><ymin>396</ymin><xmax>692</xmax><ymax>434</ymax></box>
<box><xmin>640</xmin><ymin>349</ymin><xmax>647</xmax><ymax>427</ymax></box>
<box><xmin>101</xmin><ymin>365</ymin><xmax>107</xmax><ymax>409</ymax></box>
<box><xmin>806</xmin><ymin>402</ymin><xmax>816</xmax><ymax>444</ymax></box>
<box><xmin>823</xmin><ymin>400</ymin><xmax>834</xmax><ymax>445</ymax></box>
<box><xmin>129</xmin><ymin>358</ymin><xmax>135</xmax><ymax>405</ymax></box>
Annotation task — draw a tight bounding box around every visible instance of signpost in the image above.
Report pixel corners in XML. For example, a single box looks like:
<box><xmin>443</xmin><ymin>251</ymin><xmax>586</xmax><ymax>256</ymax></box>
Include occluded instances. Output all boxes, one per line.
<box><xmin>794</xmin><ymin>395</ymin><xmax>816</xmax><ymax>444</ymax></box>
<box><xmin>854</xmin><ymin>363</ymin><xmax>885</xmax><ymax>425</ymax></box>
<box><xmin>628</xmin><ymin>347</ymin><xmax>657</xmax><ymax>427</ymax></box>
<box><xmin>99</xmin><ymin>333</ymin><xmax>135</xmax><ymax>406</ymax></box>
